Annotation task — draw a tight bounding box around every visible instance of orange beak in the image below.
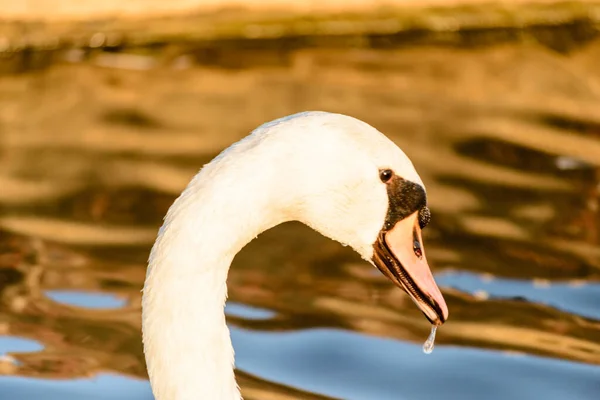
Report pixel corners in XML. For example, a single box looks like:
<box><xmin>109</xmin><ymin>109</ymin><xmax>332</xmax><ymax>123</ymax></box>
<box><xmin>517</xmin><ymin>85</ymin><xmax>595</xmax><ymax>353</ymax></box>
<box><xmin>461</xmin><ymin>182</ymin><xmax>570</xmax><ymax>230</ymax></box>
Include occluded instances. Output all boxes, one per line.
<box><xmin>372</xmin><ymin>211</ymin><xmax>448</xmax><ymax>325</ymax></box>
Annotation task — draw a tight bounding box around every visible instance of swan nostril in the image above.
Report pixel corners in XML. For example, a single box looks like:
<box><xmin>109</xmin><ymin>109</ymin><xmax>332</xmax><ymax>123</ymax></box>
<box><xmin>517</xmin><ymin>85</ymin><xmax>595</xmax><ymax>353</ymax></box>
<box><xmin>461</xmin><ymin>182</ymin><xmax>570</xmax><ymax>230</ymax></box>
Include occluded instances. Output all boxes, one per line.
<box><xmin>413</xmin><ymin>240</ymin><xmax>423</xmax><ymax>259</ymax></box>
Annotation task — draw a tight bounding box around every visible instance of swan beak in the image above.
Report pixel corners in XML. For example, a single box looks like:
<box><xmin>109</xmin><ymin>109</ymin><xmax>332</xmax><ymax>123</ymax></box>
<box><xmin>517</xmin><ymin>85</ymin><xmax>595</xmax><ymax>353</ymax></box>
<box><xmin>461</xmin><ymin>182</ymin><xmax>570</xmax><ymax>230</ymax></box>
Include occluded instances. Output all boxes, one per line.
<box><xmin>372</xmin><ymin>212</ymin><xmax>449</xmax><ymax>325</ymax></box>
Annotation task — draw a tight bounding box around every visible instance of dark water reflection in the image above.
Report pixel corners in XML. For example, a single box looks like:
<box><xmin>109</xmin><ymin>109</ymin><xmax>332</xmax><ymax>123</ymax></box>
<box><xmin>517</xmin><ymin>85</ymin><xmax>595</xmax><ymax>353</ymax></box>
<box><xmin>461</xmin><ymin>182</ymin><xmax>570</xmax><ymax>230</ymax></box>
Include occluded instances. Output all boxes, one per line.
<box><xmin>0</xmin><ymin>36</ymin><xmax>599</xmax><ymax>399</ymax></box>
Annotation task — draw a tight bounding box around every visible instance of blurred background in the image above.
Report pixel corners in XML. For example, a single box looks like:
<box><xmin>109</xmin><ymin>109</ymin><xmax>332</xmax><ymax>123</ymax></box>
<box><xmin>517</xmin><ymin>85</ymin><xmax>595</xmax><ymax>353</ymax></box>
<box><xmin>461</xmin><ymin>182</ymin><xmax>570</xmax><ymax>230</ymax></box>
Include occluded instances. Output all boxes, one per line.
<box><xmin>1</xmin><ymin>1</ymin><xmax>600</xmax><ymax>399</ymax></box>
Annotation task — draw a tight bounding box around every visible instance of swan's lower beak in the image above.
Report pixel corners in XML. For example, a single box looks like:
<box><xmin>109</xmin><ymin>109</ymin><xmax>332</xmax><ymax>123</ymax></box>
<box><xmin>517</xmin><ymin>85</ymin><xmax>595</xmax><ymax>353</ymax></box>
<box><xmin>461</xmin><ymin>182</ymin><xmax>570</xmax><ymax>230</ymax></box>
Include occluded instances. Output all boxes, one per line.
<box><xmin>372</xmin><ymin>212</ymin><xmax>448</xmax><ymax>325</ymax></box>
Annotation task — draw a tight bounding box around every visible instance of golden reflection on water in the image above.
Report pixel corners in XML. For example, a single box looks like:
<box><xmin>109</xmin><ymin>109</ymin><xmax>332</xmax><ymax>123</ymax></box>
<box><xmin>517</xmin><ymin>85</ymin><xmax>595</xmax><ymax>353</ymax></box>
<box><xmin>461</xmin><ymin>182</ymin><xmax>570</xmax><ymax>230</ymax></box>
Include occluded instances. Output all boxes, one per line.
<box><xmin>0</xmin><ymin>38</ymin><xmax>600</xmax><ymax>398</ymax></box>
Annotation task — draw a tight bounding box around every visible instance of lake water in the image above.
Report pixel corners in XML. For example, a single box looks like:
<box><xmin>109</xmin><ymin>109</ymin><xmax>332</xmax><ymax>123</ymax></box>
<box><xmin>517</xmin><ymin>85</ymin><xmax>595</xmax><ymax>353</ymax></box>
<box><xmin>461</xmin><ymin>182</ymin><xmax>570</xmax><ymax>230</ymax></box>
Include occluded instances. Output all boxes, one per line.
<box><xmin>0</xmin><ymin>31</ymin><xmax>599</xmax><ymax>399</ymax></box>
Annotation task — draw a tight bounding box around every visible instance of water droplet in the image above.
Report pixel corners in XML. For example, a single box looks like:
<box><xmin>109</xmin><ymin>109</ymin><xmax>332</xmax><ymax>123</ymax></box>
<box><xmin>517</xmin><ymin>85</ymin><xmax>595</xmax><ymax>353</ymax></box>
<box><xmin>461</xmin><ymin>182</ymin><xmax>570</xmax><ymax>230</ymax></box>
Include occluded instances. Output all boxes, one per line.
<box><xmin>423</xmin><ymin>325</ymin><xmax>437</xmax><ymax>354</ymax></box>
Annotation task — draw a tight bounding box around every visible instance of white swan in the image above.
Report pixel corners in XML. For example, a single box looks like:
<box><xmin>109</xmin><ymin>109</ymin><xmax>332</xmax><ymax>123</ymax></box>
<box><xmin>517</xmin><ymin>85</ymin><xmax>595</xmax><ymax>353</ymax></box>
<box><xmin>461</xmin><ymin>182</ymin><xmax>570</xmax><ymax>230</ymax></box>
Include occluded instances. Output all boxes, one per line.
<box><xmin>142</xmin><ymin>111</ymin><xmax>449</xmax><ymax>400</ymax></box>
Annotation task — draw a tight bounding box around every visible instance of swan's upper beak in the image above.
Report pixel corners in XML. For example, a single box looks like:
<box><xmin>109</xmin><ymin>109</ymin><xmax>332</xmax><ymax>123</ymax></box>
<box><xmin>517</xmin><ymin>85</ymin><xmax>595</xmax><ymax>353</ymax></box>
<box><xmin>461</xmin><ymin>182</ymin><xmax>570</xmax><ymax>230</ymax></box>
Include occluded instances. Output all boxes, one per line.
<box><xmin>372</xmin><ymin>211</ymin><xmax>449</xmax><ymax>325</ymax></box>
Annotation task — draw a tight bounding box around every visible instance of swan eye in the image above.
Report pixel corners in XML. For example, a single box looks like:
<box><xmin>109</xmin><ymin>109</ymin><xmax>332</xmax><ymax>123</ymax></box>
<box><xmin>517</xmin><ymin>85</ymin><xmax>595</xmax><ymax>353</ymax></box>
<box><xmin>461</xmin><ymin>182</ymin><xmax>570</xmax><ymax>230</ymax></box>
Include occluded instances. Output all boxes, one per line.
<box><xmin>419</xmin><ymin>206</ymin><xmax>431</xmax><ymax>229</ymax></box>
<box><xmin>379</xmin><ymin>169</ymin><xmax>394</xmax><ymax>183</ymax></box>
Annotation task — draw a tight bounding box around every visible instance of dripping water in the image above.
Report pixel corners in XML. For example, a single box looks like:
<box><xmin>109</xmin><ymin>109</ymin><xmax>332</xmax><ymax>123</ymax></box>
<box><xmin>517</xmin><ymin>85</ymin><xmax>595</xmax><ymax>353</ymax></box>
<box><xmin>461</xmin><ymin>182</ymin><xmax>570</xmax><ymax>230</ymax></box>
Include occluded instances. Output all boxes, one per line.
<box><xmin>423</xmin><ymin>325</ymin><xmax>437</xmax><ymax>354</ymax></box>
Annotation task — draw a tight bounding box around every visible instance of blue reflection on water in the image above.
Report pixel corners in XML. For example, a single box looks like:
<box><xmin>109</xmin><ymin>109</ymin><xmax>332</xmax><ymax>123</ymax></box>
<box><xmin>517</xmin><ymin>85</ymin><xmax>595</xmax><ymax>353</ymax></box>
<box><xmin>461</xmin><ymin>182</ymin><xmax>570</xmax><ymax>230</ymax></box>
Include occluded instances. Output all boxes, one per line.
<box><xmin>231</xmin><ymin>327</ymin><xmax>600</xmax><ymax>400</ymax></box>
<box><xmin>0</xmin><ymin>335</ymin><xmax>151</xmax><ymax>399</ymax></box>
<box><xmin>0</xmin><ymin>336</ymin><xmax>43</xmax><ymax>357</ymax></box>
<box><xmin>436</xmin><ymin>271</ymin><xmax>600</xmax><ymax>319</ymax></box>
<box><xmin>0</xmin><ymin>374</ymin><xmax>152</xmax><ymax>400</ymax></box>
<box><xmin>45</xmin><ymin>290</ymin><xmax>127</xmax><ymax>309</ymax></box>
<box><xmin>2</xmin><ymin>302</ymin><xmax>599</xmax><ymax>400</ymax></box>
<box><xmin>225</xmin><ymin>302</ymin><xmax>276</xmax><ymax>320</ymax></box>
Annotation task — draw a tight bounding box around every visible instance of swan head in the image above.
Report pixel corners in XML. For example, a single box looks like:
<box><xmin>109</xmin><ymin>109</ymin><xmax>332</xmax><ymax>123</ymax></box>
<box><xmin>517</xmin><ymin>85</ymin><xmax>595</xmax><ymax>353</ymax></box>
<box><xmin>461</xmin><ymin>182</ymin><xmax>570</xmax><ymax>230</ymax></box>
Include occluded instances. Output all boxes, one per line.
<box><xmin>253</xmin><ymin>111</ymin><xmax>449</xmax><ymax>325</ymax></box>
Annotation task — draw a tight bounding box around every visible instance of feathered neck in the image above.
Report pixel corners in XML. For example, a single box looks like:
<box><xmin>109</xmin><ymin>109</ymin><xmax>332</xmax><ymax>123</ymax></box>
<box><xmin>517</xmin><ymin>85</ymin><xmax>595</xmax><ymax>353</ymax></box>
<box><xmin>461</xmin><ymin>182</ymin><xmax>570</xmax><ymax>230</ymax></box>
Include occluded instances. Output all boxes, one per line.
<box><xmin>142</xmin><ymin>134</ymin><xmax>286</xmax><ymax>399</ymax></box>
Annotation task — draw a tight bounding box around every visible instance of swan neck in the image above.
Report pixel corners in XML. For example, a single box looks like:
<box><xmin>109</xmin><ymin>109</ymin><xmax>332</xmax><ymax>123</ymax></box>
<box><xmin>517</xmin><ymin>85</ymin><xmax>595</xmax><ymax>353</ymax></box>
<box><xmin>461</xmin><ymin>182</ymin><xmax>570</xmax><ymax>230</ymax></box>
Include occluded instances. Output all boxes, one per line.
<box><xmin>142</xmin><ymin>164</ymin><xmax>281</xmax><ymax>400</ymax></box>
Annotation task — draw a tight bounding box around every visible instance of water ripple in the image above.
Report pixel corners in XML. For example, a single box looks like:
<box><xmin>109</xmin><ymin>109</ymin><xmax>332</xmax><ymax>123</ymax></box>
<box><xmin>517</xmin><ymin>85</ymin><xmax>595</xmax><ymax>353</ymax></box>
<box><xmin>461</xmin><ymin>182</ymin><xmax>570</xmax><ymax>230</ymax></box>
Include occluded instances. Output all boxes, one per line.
<box><xmin>437</xmin><ymin>271</ymin><xmax>600</xmax><ymax>320</ymax></box>
<box><xmin>44</xmin><ymin>290</ymin><xmax>127</xmax><ymax>309</ymax></box>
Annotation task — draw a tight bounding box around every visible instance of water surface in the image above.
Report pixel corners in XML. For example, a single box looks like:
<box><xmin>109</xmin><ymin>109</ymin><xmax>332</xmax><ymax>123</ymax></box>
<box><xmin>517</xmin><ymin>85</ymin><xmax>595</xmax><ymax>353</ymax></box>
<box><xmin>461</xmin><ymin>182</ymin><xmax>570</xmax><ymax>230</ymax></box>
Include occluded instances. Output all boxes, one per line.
<box><xmin>0</xmin><ymin>34</ymin><xmax>599</xmax><ymax>399</ymax></box>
